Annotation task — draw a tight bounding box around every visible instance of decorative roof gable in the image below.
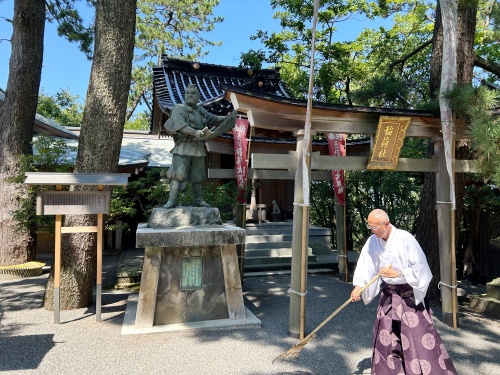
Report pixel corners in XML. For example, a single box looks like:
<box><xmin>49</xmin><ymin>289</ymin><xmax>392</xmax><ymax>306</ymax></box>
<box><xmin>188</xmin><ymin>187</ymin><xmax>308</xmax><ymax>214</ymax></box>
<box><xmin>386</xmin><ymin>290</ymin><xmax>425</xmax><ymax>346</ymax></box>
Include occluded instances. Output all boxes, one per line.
<box><xmin>153</xmin><ymin>56</ymin><xmax>292</xmax><ymax>115</ymax></box>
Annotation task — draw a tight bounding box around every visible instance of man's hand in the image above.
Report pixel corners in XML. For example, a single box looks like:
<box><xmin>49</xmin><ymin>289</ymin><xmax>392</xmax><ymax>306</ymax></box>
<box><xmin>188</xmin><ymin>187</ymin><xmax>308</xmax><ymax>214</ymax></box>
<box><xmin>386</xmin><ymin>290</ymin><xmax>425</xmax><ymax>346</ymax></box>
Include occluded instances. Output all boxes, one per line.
<box><xmin>379</xmin><ymin>265</ymin><xmax>398</xmax><ymax>278</ymax></box>
<box><xmin>350</xmin><ymin>286</ymin><xmax>362</xmax><ymax>302</ymax></box>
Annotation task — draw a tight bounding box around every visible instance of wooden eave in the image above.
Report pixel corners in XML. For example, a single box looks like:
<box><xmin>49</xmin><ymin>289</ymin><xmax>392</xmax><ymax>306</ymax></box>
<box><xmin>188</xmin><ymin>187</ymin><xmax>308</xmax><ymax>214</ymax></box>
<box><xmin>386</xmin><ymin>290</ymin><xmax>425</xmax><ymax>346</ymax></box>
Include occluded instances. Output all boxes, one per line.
<box><xmin>223</xmin><ymin>85</ymin><xmax>468</xmax><ymax>139</ymax></box>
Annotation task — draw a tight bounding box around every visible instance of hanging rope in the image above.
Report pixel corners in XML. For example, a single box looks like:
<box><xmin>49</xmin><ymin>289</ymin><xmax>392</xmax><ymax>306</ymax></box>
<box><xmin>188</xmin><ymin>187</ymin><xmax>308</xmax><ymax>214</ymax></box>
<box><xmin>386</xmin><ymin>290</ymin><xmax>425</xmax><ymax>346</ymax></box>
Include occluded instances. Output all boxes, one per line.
<box><xmin>438</xmin><ymin>281</ymin><xmax>458</xmax><ymax>289</ymax></box>
<box><xmin>293</xmin><ymin>202</ymin><xmax>310</xmax><ymax>207</ymax></box>
<box><xmin>288</xmin><ymin>288</ymin><xmax>308</xmax><ymax>297</ymax></box>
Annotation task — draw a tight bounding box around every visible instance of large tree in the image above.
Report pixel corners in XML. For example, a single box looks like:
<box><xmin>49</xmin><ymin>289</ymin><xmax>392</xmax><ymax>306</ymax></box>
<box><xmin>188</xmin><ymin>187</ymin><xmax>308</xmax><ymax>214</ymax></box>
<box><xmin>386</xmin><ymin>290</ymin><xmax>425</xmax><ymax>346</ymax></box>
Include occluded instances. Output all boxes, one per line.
<box><xmin>43</xmin><ymin>0</ymin><xmax>137</xmax><ymax>309</ymax></box>
<box><xmin>415</xmin><ymin>0</ymin><xmax>479</xmax><ymax>300</ymax></box>
<box><xmin>0</xmin><ymin>0</ymin><xmax>97</xmax><ymax>266</ymax></box>
<box><xmin>0</xmin><ymin>0</ymin><xmax>45</xmax><ymax>266</ymax></box>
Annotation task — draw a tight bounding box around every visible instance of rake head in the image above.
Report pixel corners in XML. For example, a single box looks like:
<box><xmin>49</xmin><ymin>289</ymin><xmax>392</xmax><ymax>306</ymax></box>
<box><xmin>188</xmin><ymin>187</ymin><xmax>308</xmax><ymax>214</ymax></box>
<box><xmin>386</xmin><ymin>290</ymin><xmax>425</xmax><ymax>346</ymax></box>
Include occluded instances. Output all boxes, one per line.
<box><xmin>272</xmin><ymin>333</ymin><xmax>316</xmax><ymax>363</ymax></box>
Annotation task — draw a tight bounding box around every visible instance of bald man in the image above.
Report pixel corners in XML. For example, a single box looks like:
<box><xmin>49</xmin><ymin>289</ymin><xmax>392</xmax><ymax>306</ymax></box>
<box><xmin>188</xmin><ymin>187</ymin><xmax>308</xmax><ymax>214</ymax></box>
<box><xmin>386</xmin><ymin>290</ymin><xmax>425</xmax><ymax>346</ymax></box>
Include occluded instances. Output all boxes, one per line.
<box><xmin>350</xmin><ymin>209</ymin><xmax>456</xmax><ymax>375</ymax></box>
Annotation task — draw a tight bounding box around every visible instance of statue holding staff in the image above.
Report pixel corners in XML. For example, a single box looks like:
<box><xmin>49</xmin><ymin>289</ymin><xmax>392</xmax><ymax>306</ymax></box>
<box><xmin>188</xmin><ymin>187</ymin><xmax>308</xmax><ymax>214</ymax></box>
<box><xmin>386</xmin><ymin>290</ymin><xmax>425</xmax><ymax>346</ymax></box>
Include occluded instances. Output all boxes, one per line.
<box><xmin>163</xmin><ymin>84</ymin><xmax>237</xmax><ymax>208</ymax></box>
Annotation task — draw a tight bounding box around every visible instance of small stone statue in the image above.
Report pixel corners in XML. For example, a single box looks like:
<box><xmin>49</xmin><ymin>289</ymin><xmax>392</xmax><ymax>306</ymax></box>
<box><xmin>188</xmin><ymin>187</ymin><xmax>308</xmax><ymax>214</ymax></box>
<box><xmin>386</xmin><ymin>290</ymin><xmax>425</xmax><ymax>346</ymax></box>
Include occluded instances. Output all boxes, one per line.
<box><xmin>163</xmin><ymin>84</ymin><xmax>237</xmax><ymax>208</ymax></box>
<box><xmin>271</xmin><ymin>200</ymin><xmax>280</xmax><ymax>214</ymax></box>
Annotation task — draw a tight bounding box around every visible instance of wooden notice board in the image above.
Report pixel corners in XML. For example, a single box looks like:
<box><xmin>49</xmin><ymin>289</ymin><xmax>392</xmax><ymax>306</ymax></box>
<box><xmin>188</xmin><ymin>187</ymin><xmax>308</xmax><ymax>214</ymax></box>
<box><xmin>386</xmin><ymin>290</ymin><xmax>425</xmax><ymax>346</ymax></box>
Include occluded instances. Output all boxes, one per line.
<box><xmin>25</xmin><ymin>172</ymin><xmax>129</xmax><ymax>324</ymax></box>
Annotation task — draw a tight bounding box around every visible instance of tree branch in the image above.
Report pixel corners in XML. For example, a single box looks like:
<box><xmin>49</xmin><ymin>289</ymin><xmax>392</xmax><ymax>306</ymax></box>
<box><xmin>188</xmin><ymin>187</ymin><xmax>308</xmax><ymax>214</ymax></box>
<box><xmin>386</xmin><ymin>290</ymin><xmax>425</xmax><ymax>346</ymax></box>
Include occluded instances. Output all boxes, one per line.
<box><xmin>474</xmin><ymin>53</ymin><xmax>500</xmax><ymax>78</ymax></box>
<box><xmin>385</xmin><ymin>39</ymin><xmax>433</xmax><ymax>77</ymax></box>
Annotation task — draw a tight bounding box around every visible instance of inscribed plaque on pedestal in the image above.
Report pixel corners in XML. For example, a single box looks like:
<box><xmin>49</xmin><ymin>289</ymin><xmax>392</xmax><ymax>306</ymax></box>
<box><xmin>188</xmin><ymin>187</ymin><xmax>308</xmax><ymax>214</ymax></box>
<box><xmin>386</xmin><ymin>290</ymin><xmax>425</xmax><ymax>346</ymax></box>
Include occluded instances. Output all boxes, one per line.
<box><xmin>367</xmin><ymin>116</ymin><xmax>411</xmax><ymax>170</ymax></box>
<box><xmin>181</xmin><ymin>257</ymin><xmax>203</xmax><ymax>290</ymax></box>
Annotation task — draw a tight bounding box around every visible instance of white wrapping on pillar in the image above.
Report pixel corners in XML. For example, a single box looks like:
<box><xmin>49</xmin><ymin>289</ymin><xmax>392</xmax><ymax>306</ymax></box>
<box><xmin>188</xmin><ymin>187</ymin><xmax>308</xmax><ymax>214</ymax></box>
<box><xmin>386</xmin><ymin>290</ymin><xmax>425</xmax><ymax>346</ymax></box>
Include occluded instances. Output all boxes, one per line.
<box><xmin>438</xmin><ymin>0</ymin><xmax>458</xmax><ymax>210</ymax></box>
<box><xmin>301</xmin><ymin>0</ymin><xmax>319</xmax><ymax>207</ymax></box>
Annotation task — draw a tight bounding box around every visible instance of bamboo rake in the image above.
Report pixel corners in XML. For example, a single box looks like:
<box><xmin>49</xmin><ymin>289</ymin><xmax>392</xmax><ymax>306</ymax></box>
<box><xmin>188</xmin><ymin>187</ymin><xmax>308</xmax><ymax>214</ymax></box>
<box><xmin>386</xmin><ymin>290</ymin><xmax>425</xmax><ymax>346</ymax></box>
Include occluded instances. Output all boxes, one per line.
<box><xmin>273</xmin><ymin>271</ymin><xmax>384</xmax><ymax>363</ymax></box>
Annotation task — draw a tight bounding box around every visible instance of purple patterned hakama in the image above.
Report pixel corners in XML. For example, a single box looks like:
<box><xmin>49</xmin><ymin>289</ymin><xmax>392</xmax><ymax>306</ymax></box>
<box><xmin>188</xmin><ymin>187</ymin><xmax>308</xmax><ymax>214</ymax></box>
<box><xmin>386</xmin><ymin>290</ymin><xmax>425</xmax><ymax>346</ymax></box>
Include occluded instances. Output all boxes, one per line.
<box><xmin>371</xmin><ymin>283</ymin><xmax>457</xmax><ymax>375</ymax></box>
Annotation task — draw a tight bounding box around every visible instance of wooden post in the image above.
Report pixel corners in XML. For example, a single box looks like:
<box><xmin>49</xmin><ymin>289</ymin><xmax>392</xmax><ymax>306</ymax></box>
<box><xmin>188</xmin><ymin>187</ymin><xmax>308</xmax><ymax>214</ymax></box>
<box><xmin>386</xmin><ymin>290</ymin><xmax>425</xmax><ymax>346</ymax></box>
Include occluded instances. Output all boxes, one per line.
<box><xmin>96</xmin><ymin>185</ymin><xmax>104</xmax><ymax>322</ymax></box>
<box><xmin>289</xmin><ymin>0</ymin><xmax>318</xmax><ymax>339</ymax></box>
<box><xmin>289</xmin><ymin>130</ymin><xmax>307</xmax><ymax>339</ymax></box>
<box><xmin>235</xmin><ymin>203</ymin><xmax>246</xmax><ymax>287</ymax></box>
<box><xmin>451</xmin><ymin>133</ymin><xmax>458</xmax><ymax>328</ymax></box>
<box><xmin>434</xmin><ymin>139</ymin><xmax>459</xmax><ymax>327</ymax></box>
<box><xmin>335</xmin><ymin>199</ymin><xmax>348</xmax><ymax>282</ymax></box>
<box><xmin>54</xmin><ymin>184</ymin><xmax>62</xmax><ymax>324</ymax></box>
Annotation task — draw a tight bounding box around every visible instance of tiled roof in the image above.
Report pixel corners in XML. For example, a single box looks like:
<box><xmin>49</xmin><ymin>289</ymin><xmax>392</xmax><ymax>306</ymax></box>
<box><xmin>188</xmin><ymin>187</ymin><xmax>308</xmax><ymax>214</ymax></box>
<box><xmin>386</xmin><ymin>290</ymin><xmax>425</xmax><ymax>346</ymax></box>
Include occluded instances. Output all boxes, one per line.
<box><xmin>153</xmin><ymin>56</ymin><xmax>292</xmax><ymax>115</ymax></box>
<box><xmin>0</xmin><ymin>90</ymin><xmax>150</xmax><ymax>172</ymax></box>
<box><xmin>35</xmin><ymin>138</ymin><xmax>151</xmax><ymax>170</ymax></box>
<box><xmin>0</xmin><ymin>89</ymin><xmax>79</xmax><ymax>140</ymax></box>
<box><xmin>221</xmin><ymin>83</ymin><xmax>439</xmax><ymax>119</ymax></box>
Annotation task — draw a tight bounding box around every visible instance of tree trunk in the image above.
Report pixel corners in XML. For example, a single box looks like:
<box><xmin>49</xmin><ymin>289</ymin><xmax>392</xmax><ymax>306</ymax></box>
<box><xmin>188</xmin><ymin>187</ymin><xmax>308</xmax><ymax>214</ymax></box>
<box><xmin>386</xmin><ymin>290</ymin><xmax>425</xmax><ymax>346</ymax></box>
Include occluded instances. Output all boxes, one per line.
<box><xmin>415</xmin><ymin>144</ymin><xmax>441</xmax><ymax>300</ymax></box>
<box><xmin>416</xmin><ymin>1</ymin><xmax>477</xmax><ymax>301</ymax></box>
<box><xmin>43</xmin><ymin>0</ymin><xmax>137</xmax><ymax>309</ymax></box>
<box><xmin>454</xmin><ymin>1</ymin><xmax>477</xmax><ymax>266</ymax></box>
<box><xmin>0</xmin><ymin>0</ymin><xmax>45</xmax><ymax>266</ymax></box>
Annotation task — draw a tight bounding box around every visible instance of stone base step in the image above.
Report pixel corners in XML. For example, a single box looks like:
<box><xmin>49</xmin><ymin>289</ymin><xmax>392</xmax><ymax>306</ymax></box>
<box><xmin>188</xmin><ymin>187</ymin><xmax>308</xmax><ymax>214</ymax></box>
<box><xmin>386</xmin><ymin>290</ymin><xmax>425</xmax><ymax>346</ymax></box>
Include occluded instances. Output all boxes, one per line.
<box><xmin>245</xmin><ymin>227</ymin><xmax>329</xmax><ymax>235</ymax></box>
<box><xmin>245</xmin><ymin>241</ymin><xmax>292</xmax><ymax>249</ymax></box>
<box><xmin>246</xmin><ymin>235</ymin><xmax>293</xmax><ymax>243</ymax></box>
<box><xmin>244</xmin><ymin>259</ymin><xmax>328</xmax><ymax>270</ymax></box>
<box><xmin>244</xmin><ymin>255</ymin><xmax>317</xmax><ymax>265</ymax></box>
<box><xmin>469</xmin><ymin>295</ymin><xmax>500</xmax><ymax>319</ymax></box>
<box><xmin>245</xmin><ymin>247</ymin><xmax>313</xmax><ymax>257</ymax></box>
<box><xmin>244</xmin><ymin>267</ymin><xmax>334</xmax><ymax>277</ymax></box>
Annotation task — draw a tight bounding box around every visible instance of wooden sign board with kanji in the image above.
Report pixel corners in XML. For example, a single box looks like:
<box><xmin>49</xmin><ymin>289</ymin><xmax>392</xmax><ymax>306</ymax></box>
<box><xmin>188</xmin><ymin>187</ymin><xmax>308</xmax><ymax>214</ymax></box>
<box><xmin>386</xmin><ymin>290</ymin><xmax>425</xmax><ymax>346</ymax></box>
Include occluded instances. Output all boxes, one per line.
<box><xmin>367</xmin><ymin>116</ymin><xmax>411</xmax><ymax>170</ymax></box>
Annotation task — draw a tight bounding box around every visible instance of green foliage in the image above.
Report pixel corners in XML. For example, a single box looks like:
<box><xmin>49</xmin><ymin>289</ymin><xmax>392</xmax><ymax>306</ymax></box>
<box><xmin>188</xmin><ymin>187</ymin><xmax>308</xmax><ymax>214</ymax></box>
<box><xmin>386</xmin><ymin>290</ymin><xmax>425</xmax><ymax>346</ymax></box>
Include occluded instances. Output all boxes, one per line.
<box><xmin>447</xmin><ymin>84</ymin><xmax>500</xmax><ymax>185</ymax></box>
<box><xmin>351</xmin><ymin>76</ymin><xmax>410</xmax><ymax>108</ymax></box>
<box><xmin>18</xmin><ymin>136</ymin><xmax>76</xmax><ymax>179</ymax></box>
<box><xmin>37</xmin><ymin>89</ymin><xmax>84</xmax><ymax>127</ymax></box>
<box><xmin>107</xmin><ymin>168</ymin><xmax>169</xmax><ymax>231</ymax></box>
<box><xmin>349</xmin><ymin>5</ymin><xmax>434</xmax><ymax>108</ymax></box>
<box><xmin>107</xmin><ymin>173</ymin><xmax>249</xmax><ymax>231</ymax></box>
<box><xmin>127</xmin><ymin>0</ymin><xmax>224</xmax><ymax>120</ymax></box>
<box><xmin>177</xmin><ymin>180</ymin><xmax>246</xmax><ymax>222</ymax></box>
<box><xmin>239</xmin><ymin>49</ymin><xmax>267</xmax><ymax>71</ymax></box>
<box><xmin>46</xmin><ymin>0</ymin><xmax>95</xmax><ymax>59</ymax></box>
<box><xmin>125</xmin><ymin>111</ymin><xmax>151</xmax><ymax>131</ymax></box>
<box><xmin>464</xmin><ymin>183</ymin><xmax>500</xmax><ymax>211</ymax></box>
<box><xmin>347</xmin><ymin>169</ymin><xmax>422</xmax><ymax>250</ymax></box>
<box><xmin>8</xmin><ymin>137</ymin><xmax>254</xmax><ymax>235</ymax></box>
<box><xmin>11</xmin><ymin>136</ymin><xmax>76</xmax><ymax>233</ymax></box>
<box><xmin>310</xmin><ymin>180</ymin><xmax>337</xmax><ymax>245</ymax></box>
<box><xmin>236</xmin><ymin>0</ymin><xmax>500</xmax><ymax>256</ymax></box>
<box><xmin>244</xmin><ymin>1</ymin><xmax>435</xmax><ymax>107</ymax></box>
<box><xmin>475</xmin><ymin>1</ymin><xmax>500</xmax><ymax>84</ymax></box>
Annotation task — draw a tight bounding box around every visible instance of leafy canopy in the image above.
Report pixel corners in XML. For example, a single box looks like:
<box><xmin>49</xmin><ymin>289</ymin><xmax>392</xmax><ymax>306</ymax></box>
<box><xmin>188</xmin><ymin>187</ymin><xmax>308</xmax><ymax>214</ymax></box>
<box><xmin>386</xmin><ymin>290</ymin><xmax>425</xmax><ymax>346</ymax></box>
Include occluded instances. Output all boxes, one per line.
<box><xmin>127</xmin><ymin>0</ymin><xmax>224</xmax><ymax>120</ymax></box>
<box><xmin>37</xmin><ymin>89</ymin><xmax>84</xmax><ymax>127</ymax></box>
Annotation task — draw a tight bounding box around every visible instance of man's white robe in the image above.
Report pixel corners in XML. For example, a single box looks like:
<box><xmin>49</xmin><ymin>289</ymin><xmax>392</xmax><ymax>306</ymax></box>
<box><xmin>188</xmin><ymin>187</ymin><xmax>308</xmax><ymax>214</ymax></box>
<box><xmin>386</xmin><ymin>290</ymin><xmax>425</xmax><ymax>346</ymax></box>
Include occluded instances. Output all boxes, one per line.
<box><xmin>352</xmin><ymin>225</ymin><xmax>432</xmax><ymax>305</ymax></box>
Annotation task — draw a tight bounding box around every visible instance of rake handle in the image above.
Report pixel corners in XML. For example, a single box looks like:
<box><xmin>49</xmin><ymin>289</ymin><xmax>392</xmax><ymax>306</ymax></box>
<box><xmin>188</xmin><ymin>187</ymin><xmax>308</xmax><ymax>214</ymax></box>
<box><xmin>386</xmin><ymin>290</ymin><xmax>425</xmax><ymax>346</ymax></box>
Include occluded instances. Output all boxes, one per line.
<box><xmin>305</xmin><ymin>272</ymin><xmax>382</xmax><ymax>339</ymax></box>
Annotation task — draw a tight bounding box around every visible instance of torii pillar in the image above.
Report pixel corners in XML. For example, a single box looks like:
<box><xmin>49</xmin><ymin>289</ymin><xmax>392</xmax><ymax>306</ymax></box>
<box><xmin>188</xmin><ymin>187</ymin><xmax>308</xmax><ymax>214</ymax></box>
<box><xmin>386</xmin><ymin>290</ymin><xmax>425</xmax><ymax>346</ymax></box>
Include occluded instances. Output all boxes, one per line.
<box><xmin>288</xmin><ymin>129</ymin><xmax>315</xmax><ymax>339</ymax></box>
<box><xmin>434</xmin><ymin>138</ymin><xmax>459</xmax><ymax>327</ymax></box>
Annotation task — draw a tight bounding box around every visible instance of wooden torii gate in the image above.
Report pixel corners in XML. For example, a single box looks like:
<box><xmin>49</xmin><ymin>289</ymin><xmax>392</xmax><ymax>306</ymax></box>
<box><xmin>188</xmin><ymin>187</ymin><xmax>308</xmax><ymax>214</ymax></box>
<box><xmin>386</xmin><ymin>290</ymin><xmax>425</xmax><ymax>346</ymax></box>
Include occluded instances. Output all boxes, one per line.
<box><xmin>211</xmin><ymin>86</ymin><xmax>474</xmax><ymax>335</ymax></box>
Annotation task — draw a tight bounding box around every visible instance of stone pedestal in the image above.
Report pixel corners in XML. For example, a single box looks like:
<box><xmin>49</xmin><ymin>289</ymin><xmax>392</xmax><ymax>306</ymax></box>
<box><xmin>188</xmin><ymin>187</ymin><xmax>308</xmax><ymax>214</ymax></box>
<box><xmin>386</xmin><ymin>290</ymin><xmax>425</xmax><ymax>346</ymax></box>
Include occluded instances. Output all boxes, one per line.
<box><xmin>469</xmin><ymin>278</ymin><xmax>500</xmax><ymax>319</ymax></box>
<box><xmin>124</xmin><ymin>207</ymin><xmax>260</xmax><ymax>334</ymax></box>
<box><xmin>257</xmin><ymin>204</ymin><xmax>267</xmax><ymax>224</ymax></box>
<box><xmin>271</xmin><ymin>212</ymin><xmax>282</xmax><ymax>222</ymax></box>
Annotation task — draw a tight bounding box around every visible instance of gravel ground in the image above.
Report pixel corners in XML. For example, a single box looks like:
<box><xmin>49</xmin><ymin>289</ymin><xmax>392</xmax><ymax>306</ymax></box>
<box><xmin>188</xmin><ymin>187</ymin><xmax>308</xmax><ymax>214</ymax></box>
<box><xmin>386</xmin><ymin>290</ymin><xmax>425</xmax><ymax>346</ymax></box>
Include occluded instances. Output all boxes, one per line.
<box><xmin>1</xmin><ymin>254</ymin><xmax>499</xmax><ymax>375</ymax></box>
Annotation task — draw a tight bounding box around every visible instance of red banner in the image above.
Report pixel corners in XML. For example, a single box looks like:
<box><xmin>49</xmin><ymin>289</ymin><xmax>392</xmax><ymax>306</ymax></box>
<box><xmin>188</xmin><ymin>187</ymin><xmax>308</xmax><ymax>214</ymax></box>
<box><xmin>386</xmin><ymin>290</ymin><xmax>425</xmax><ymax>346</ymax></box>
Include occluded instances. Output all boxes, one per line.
<box><xmin>233</xmin><ymin>118</ymin><xmax>249</xmax><ymax>203</ymax></box>
<box><xmin>327</xmin><ymin>133</ymin><xmax>346</xmax><ymax>205</ymax></box>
